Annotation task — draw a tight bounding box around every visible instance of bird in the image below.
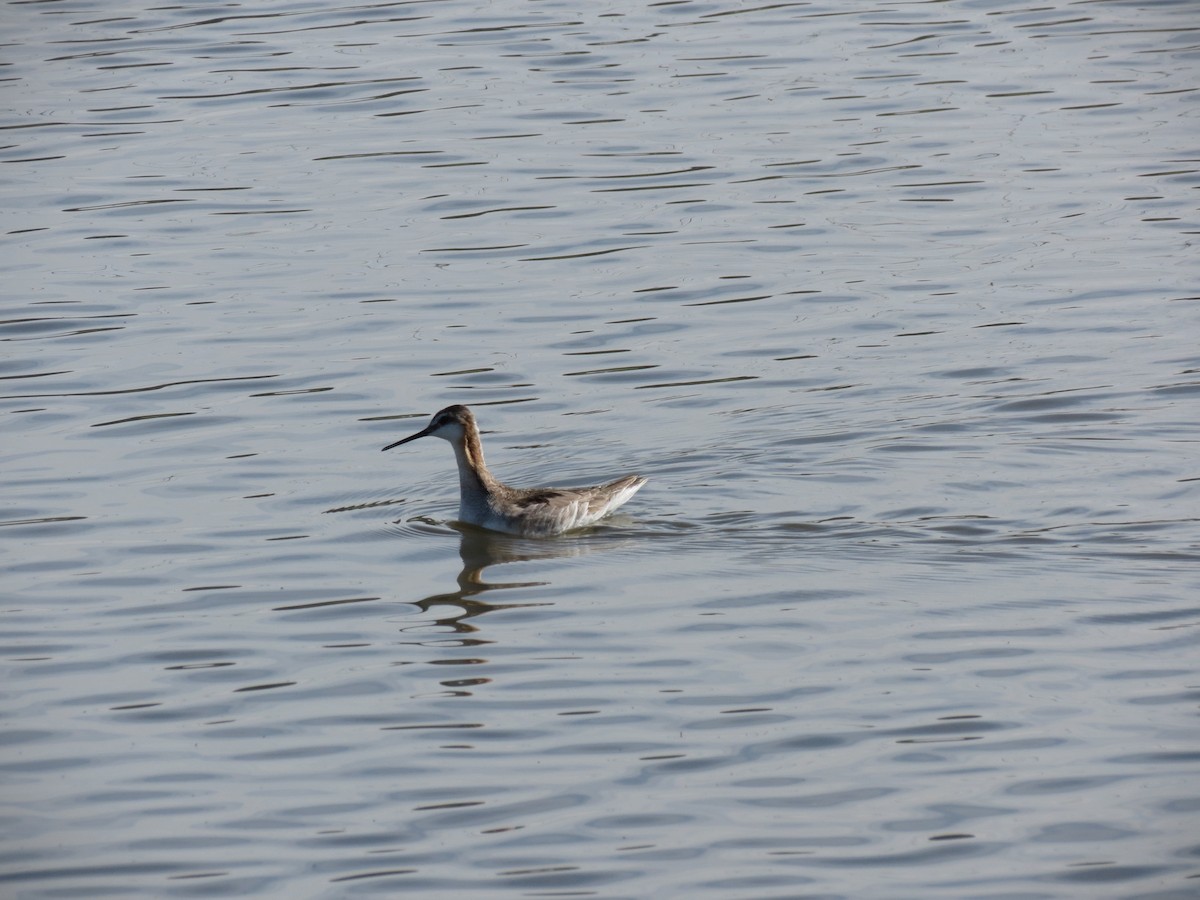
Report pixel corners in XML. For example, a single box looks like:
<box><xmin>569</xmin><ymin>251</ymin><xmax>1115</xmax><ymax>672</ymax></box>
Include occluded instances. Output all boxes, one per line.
<box><xmin>382</xmin><ymin>404</ymin><xmax>646</xmax><ymax>537</ymax></box>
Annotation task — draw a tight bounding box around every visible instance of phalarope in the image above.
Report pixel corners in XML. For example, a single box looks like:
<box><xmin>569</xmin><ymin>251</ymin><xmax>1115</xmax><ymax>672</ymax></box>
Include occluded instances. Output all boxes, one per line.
<box><xmin>383</xmin><ymin>404</ymin><xmax>646</xmax><ymax>537</ymax></box>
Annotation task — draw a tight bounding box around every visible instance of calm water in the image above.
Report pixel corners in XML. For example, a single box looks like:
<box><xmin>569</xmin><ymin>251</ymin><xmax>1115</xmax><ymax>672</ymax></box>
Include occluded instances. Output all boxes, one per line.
<box><xmin>3</xmin><ymin>0</ymin><xmax>1199</xmax><ymax>897</ymax></box>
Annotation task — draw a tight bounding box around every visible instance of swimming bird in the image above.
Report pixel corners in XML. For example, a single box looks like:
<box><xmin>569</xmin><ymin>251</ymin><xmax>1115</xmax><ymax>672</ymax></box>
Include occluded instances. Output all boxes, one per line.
<box><xmin>382</xmin><ymin>405</ymin><xmax>646</xmax><ymax>536</ymax></box>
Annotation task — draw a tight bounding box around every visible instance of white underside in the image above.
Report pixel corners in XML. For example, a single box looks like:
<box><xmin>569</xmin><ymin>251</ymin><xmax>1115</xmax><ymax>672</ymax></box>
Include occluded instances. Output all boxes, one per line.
<box><xmin>460</xmin><ymin>480</ymin><xmax>644</xmax><ymax>537</ymax></box>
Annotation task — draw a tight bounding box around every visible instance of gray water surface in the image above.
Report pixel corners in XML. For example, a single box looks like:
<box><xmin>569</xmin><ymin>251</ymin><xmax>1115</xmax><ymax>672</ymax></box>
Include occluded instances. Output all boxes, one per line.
<box><xmin>3</xmin><ymin>0</ymin><xmax>1199</xmax><ymax>897</ymax></box>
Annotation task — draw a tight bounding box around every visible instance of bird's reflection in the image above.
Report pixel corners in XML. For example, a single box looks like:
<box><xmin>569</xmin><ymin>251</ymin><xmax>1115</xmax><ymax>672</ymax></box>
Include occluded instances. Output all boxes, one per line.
<box><xmin>409</xmin><ymin>523</ymin><xmax>614</xmax><ymax>634</ymax></box>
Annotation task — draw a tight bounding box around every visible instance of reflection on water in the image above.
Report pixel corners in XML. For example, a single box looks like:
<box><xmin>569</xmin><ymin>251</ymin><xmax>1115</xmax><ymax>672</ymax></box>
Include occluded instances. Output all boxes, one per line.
<box><xmin>3</xmin><ymin>0</ymin><xmax>1199</xmax><ymax>897</ymax></box>
<box><xmin>408</xmin><ymin>526</ymin><xmax>600</xmax><ymax>633</ymax></box>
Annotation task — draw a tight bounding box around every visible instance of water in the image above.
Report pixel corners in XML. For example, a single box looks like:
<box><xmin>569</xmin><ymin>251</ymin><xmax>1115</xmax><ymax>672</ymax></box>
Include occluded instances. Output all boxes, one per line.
<box><xmin>3</xmin><ymin>0</ymin><xmax>1199</xmax><ymax>896</ymax></box>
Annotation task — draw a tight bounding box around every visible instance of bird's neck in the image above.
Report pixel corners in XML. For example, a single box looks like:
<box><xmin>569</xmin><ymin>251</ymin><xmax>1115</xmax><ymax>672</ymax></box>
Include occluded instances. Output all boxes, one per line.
<box><xmin>451</xmin><ymin>426</ymin><xmax>497</xmax><ymax>499</ymax></box>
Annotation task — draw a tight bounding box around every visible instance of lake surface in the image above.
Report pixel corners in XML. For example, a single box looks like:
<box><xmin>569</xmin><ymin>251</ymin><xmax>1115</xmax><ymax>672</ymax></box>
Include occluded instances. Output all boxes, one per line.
<box><xmin>3</xmin><ymin>0</ymin><xmax>1199</xmax><ymax>897</ymax></box>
